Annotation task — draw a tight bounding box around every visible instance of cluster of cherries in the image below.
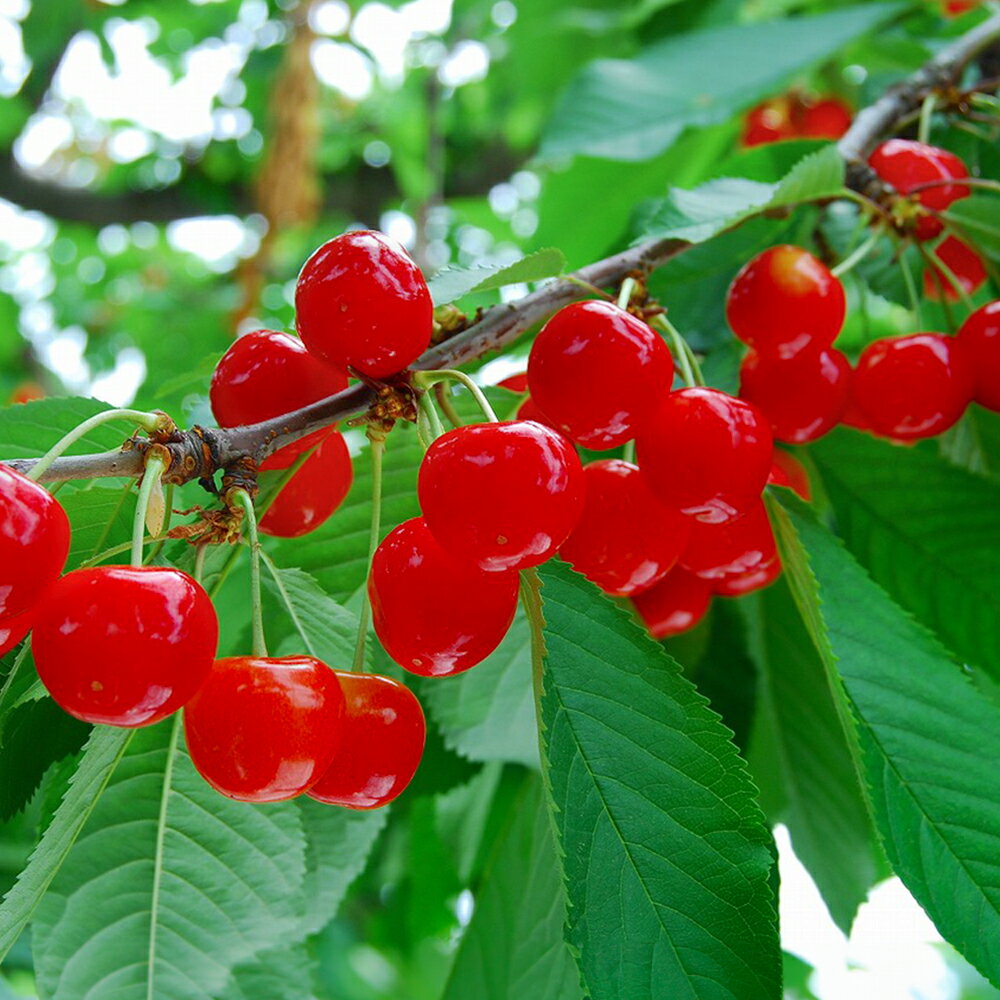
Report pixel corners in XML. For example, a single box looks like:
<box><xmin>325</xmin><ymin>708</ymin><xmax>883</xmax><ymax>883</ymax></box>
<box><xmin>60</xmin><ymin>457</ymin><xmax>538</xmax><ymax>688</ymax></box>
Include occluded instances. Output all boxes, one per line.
<box><xmin>742</xmin><ymin>91</ymin><xmax>852</xmax><ymax>148</ymax></box>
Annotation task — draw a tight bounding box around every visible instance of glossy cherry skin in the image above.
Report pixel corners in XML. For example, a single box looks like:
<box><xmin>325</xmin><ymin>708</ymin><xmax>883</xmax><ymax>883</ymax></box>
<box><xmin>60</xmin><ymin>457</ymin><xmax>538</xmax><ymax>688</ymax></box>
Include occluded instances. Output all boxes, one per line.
<box><xmin>739</xmin><ymin>346</ymin><xmax>852</xmax><ymax>444</ymax></box>
<box><xmin>185</xmin><ymin>656</ymin><xmax>346</xmax><ymax>803</ymax></box>
<box><xmin>370</xmin><ymin>517</ymin><xmax>519</xmax><ymax>676</ymax></box>
<box><xmin>498</xmin><ymin>372</ymin><xmax>529</xmax><ymax>393</ymax></box>
<box><xmin>713</xmin><ymin>554</ymin><xmax>782</xmax><ymax>597</ymax></box>
<box><xmin>515</xmin><ymin>396</ymin><xmax>559</xmax><ymax>432</ymax></box>
<box><xmin>259</xmin><ymin>429</ymin><xmax>353</xmax><ymax>538</ymax></box>
<box><xmin>726</xmin><ymin>246</ymin><xmax>846</xmax><ymax>359</ymax></box>
<box><xmin>418</xmin><ymin>421</ymin><xmax>585</xmax><ymax>572</ymax></box>
<box><xmin>679</xmin><ymin>500</ymin><xmax>777</xmax><ymax>581</ymax></box>
<box><xmin>296</xmin><ymin>230</ymin><xmax>433</xmax><ymax>379</ymax></box>
<box><xmin>309</xmin><ymin>672</ymin><xmax>425</xmax><ymax>809</ymax></box>
<box><xmin>798</xmin><ymin>97</ymin><xmax>851</xmax><ymax>139</ymax></box>
<box><xmin>210</xmin><ymin>329</ymin><xmax>348</xmax><ymax>465</ymax></box>
<box><xmin>957</xmin><ymin>300</ymin><xmax>1000</xmax><ymax>411</ymax></box>
<box><xmin>742</xmin><ymin>97</ymin><xmax>795</xmax><ymax>147</ymax></box>
<box><xmin>853</xmin><ymin>333</ymin><xmax>974</xmax><ymax>441</ymax></box>
<box><xmin>33</xmin><ymin>566</ymin><xmax>218</xmax><ymax>727</ymax></box>
<box><xmin>923</xmin><ymin>236</ymin><xmax>986</xmax><ymax>303</ymax></box>
<box><xmin>868</xmin><ymin>139</ymin><xmax>970</xmax><ymax>241</ymax></box>
<box><xmin>636</xmin><ymin>388</ymin><xmax>773</xmax><ymax>524</ymax></box>
<box><xmin>767</xmin><ymin>450</ymin><xmax>812</xmax><ymax>502</ymax></box>
<box><xmin>632</xmin><ymin>567</ymin><xmax>712</xmax><ymax>640</ymax></box>
<box><xmin>0</xmin><ymin>466</ymin><xmax>70</xmax><ymax>619</ymax></box>
<box><xmin>559</xmin><ymin>460</ymin><xmax>691</xmax><ymax>597</ymax></box>
<box><xmin>0</xmin><ymin>606</ymin><xmax>34</xmax><ymax>659</ymax></box>
<box><xmin>527</xmin><ymin>301</ymin><xmax>674</xmax><ymax>449</ymax></box>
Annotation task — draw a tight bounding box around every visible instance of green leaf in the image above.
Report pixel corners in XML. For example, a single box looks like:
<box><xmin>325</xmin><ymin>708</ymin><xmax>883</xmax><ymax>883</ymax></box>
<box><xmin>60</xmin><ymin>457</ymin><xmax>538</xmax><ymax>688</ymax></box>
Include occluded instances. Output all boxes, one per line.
<box><xmin>774</xmin><ymin>495</ymin><xmax>1000</xmax><ymax>987</ymax></box>
<box><xmin>61</xmin><ymin>481</ymin><xmax>137</xmax><ymax>571</ymax></box>
<box><xmin>0</xmin><ymin>398</ymin><xmax>126</xmax><ymax>459</ymax></box>
<box><xmin>427</xmin><ymin>248</ymin><xmax>567</xmax><ymax>306</ymax></box>
<box><xmin>32</xmin><ymin>719</ymin><xmax>308</xmax><ymax>1000</ymax></box>
<box><xmin>534</xmin><ymin>561</ymin><xmax>780</xmax><ymax>1000</ymax></box>
<box><xmin>539</xmin><ymin>4</ymin><xmax>903</xmax><ymax>162</ymax></box>
<box><xmin>811</xmin><ymin>430</ymin><xmax>1000</xmax><ymax>685</ymax></box>
<box><xmin>641</xmin><ymin>146</ymin><xmax>844</xmax><ymax>244</ymax></box>
<box><xmin>217</xmin><ymin>944</ymin><xmax>315</xmax><ymax>1000</ymax></box>
<box><xmin>442</xmin><ymin>776</ymin><xmax>583</xmax><ymax>1000</ymax></box>
<box><xmin>943</xmin><ymin>196</ymin><xmax>1000</xmax><ymax>260</ymax></box>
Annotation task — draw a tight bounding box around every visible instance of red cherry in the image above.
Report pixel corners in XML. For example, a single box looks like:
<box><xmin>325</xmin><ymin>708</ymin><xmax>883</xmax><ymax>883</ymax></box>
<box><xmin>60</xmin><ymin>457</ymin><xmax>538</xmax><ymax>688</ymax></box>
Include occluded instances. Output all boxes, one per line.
<box><xmin>0</xmin><ymin>466</ymin><xmax>70</xmax><ymax>619</ymax></box>
<box><xmin>868</xmin><ymin>139</ymin><xmax>970</xmax><ymax>241</ymax></box>
<box><xmin>33</xmin><ymin>566</ymin><xmax>218</xmax><ymax>727</ymax></box>
<box><xmin>0</xmin><ymin>606</ymin><xmax>34</xmax><ymax>659</ymax></box>
<box><xmin>739</xmin><ymin>346</ymin><xmax>852</xmax><ymax>443</ymax></box>
<box><xmin>418</xmin><ymin>421</ymin><xmax>585</xmax><ymax>572</ymax></box>
<box><xmin>957</xmin><ymin>300</ymin><xmax>1000</xmax><ymax>411</ymax></box>
<box><xmin>713</xmin><ymin>554</ymin><xmax>782</xmax><ymax>597</ymax></box>
<box><xmin>185</xmin><ymin>655</ymin><xmax>346</xmax><ymax>803</ymax></box>
<box><xmin>636</xmin><ymin>388</ymin><xmax>773</xmax><ymax>524</ymax></box>
<box><xmin>309</xmin><ymin>672</ymin><xmax>425</xmax><ymax>809</ymax></box>
<box><xmin>258</xmin><ymin>430</ymin><xmax>353</xmax><ymax>538</ymax></box>
<box><xmin>632</xmin><ymin>567</ymin><xmax>712</xmax><ymax>639</ymax></box>
<box><xmin>923</xmin><ymin>236</ymin><xmax>986</xmax><ymax>302</ymax></box>
<box><xmin>295</xmin><ymin>230</ymin><xmax>433</xmax><ymax>379</ymax></box>
<box><xmin>527</xmin><ymin>301</ymin><xmax>673</xmax><ymax>449</ymax></box>
<box><xmin>210</xmin><ymin>329</ymin><xmax>348</xmax><ymax>465</ymax></box>
<box><xmin>679</xmin><ymin>500</ymin><xmax>777</xmax><ymax>580</ymax></box>
<box><xmin>370</xmin><ymin>517</ymin><xmax>518</xmax><ymax>677</ymax></box>
<box><xmin>853</xmin><ymin>333</ymin><xmax>973</xmax><ymax>441</ymax></box>
<box><xmin>726</xmin><ymin>246</ymin><xmax>846</xmax><ymax>359</ymax></box>
<box><xmin>944</xmin><ymin>0</ymin><xmax>979</xmax><ymax>15</ymax></box>
<box><xmin>798</xmin><ymin>97</ymin><xmax>852</xmax><ymax>139</ymax></box>
<box><xmin>515</xmin><ymin>396</ymin><xmax>559</xmax><ymax>432</ymax></box>
<box><xmin>767</xmin><ymin>450</ymin><xmax>812</xmax><ymax>502</ymax></box>
<box><xmin>559</xmin><ymin>460</ymin><xmax>691</xmax><ymax>597</ymax></box>
<box><xmin>741</xmin><ymin>97</ymin><xmax>795</xmax><ymax>147</ymax></box>
<box><xmin>498</xmin><ymin>372</ymin><xmax>529</xmax><ymax>393</ymax></box>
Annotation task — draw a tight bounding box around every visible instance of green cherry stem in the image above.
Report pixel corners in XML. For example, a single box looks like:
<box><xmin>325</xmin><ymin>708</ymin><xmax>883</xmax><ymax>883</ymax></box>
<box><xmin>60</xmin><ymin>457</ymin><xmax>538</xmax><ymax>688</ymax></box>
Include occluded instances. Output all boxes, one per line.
<box><xmin>231</xmin><ymin>488</ymin><xmax>268</xmax><ymax>658</ymax></box>
<box><xmin>922</xmin><ymin>240</ymin><xmax>976</xmax><ymax>311</ymax></box>
<box><xmin>831</xmin><ymin>227</ymin><xmax>884</xmax><ymax>278</ymax></box>
<box><xmin>27</xmin><ymin>408</ymin><xmax>167</xmax><ymax>483</ymax></box>
<box><xmin>193</xmin><ymin>543</ymin><xmax>209</xmax><ymax>587</ymax></box>
<box><xmin>898</xmin><ymin>249</ymin><xmax>924</xmax><ymax>328</ymax></box>
<box><xmin>353</xmin><ymin>428</ymin><xmax>386</xmax><ymax>673</ymax></box>
<box><xmin>434</xmin><ymin>382</ymin><xmax>463</xmax><ymax>429</ymax></box>
<box><xmin>131</xmin><ymin>453</ymin><xmax>167</xmax><ymax>569</ymax></box>
<box><xmin>651</xmin><ymin>314</ymin><xmax>704</xmax><ymax>388</ymax></box>
<box><xmin>562</xmin><ymin>274</ymin><xmax>614</xmax><ymax>301</ymax></box>
<box><xmin>616</xmin><ymin>276</ymin><xmax>637</xmax><ymax>311</ymax></box>
<box><xmin>918</xmin><ymin>92</ymin><xmax>936</xmax><ymax>145</ymax></box>
<box><xmin>415</xmin><ymin>370</ymin><xmax>498</xmax><ymax>423</ymax></box>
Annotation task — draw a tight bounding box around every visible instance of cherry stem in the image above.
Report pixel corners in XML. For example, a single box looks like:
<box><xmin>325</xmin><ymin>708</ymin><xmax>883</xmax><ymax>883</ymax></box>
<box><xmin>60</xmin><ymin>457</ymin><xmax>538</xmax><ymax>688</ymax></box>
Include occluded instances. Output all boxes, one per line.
<box><xmin>562</xmin><ymin>274</ymin><xmax>614</xmax><ymax>300</ymax></box>
<box><xmin>27</xmin><ymin>408</ymin><xmax>164</xmax><ymax>484</ymax></box>
<box><xmin>131</xmin><ymin>453</ymin><xmax>166</xmax><ymax>568</ymax></box>
<box><xmin>908</xmin><ymin>176</ymin><xmax>1000</xmax><ymax>195</ymax></box>
<box><xmin>918</xmin><ymin>92</ymin><xmax>936</xmax><ymax>145</ymax></box>
<box><xmin>898</xmin><ymin>249</ymin><xmax>924</xmax><ymax>327</ymax></box>
<box><xmin>651</xmin><ymin>314</ymin><xmax>704</xmax><ymax>388</ymax></box>
<box><xmin>622</xmin><ymin>440</ymin><xmax>636</xmax><ymax>464</ymax></box>
<box><xmin>415</xmin><ymin>370</ymin><xmax>498</xmax><ymax>423</ymax></box>
<box><xmin>616</xmin><ymin>276</ymin><xmax>637</xmax><ymax>311</ymax></box>
<box><xmin>419</xmin><ymin>391</ymin><xmax>446</xmax><ymax>443</ymax></box>
<box><xmin>434</xmin><ymin>382</ymin><xmax>463</xmax><ymax>428</ymax></box>
<box><xmin>231</xmin><ymin>488</ymin><xmax>268</xmax><ymax>658</ymax></box>
<box><xmin>923</xmin><ymin>240</ymin><xmax>976</xmax><ymax>310</ymax></box>
<box><xmin>193</xmin><ymin>543</ymin><xmax>209</xmax><ymax>586</ymax></box>
<box><xmin>353</xmin><ymin>430</ymin><xmax>386</xmax><ymax>673</ymax></box>
<box><xmin>831</xmin><ymin>227</ymin><xmax>884</xmax><ymax>278</ymax></box>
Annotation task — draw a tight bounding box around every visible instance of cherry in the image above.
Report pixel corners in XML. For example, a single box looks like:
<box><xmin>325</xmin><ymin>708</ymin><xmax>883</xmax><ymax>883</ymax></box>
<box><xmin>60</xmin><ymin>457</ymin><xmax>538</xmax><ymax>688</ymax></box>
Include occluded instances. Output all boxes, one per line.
<box><xmin>922</xmin><ymin>236</ymin><xmax>986</xmax><ymax>302</ymax></box>
<box><xmin>418</xmin><ymin>420</ymin><xmax>585</xmax><ymax>572</ymax></box>
<box><xmin>636</xmin><ymin>388</ymin><xmax>773</xmax><ymax>524</ymax></box>
<box><xmin>296</xmin><ymin>230</ymin><xmax>433</xmax><ymax>379</ymax></box>
<box><xmin>767</xmin><ymin>450</ymin><xmax>812</xmax><ymax>502</ymax></box>
<box><xmin>713</xmin><ymin>554</ymin><xmax>782</xmax><ymax>597</ymax></box>
<box><xmin>370</xmin><ymin>517</ymin><xmax>519</xmax><ymax>676</ymax></box>
<box><xmin>853</xmin><ymin>333</ymin><xmax>973</xmax><ymax>441</ymax></box>
<box><xmin>726</xmin><ymin>246</ymin><xmax>846</xmax><ymax>359</ymax></box>
<box><xmin>0</xmin><ymin>606</ymin><xmax>34</xmax><ymax>659</ymax></box>
<box><xmin>944</xmin><ymin>0</ymin><xmax>979</xmax><ymax>15</ymax></box>
<box><xmin>868</xmin><ymin>139</ymin><xmax>970</xmax><ymax>241</ymax></box>
<box><xmin>515</xmin><ymin>396</ymin><xmax>559</xmax><ymax>432</ymax></box>
<box><xmin>679</xmin><ymin>500</ymin><xmax>777</xmax><ymax>581</ymax></box>
<box><xmin>559</xmin><ymin>460</ymin><xmax>691</xmax><ymax>597</ymax></box>
<box><xmin>957</xmin><ymin>300</ymin><xmax>1000</xmax><ymax>411</ymax></box>
<box><xmin>308</xmin><ymin>672</ymin><xmax>425</xmax><ymax>809</ymax></box>
<box><xmin>258</xmin><ymin>429</ymin><xmax>353</xmax><ymax>538</ymax></box>
<box><xmin>0</xmin><ymin>466</ymin><xmax>70</xmax><ymax>619</ymax></box>
<box><xmin>739</xmin><ymin>346</ymin><xmax>852</xmax><ymax>443</ymax></box>
<box><xmin>33</xmin><ymin>566</ymin><xmax>218</xmax><ymax>727</ymax></box>
<box><xmin>742</xmin><ymin>97</ymin><xmax>795</xmax><ymax>147</ymax></box>
<box><xmin>498</xmin><ymin>372</ymin><xmax>529</xmax><ymax>393</ymax></box>
<box><xmin>185</xmin><ymin>655</ymin><xmax>345</xmax><ymax>803</ymax></box>
<box><xmin>798</xmin><ymin>97</ymin><xmax>852</xmax><ymax>139</ymax></box>
<box><xmin>632</xmin><ymin>567</ymin><xmax>712</xmax><ymax>640</ymax></box>
<box><xmin>527</xmin><ymin>301</ymin><xmax>673</xmax><ymax>449</ymax></box>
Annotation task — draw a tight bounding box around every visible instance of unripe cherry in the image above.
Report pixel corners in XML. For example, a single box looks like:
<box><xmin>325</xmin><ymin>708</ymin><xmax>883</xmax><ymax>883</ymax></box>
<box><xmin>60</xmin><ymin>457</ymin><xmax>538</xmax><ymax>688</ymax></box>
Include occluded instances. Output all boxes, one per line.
<box><xmin>679</xmin><ymin>500</ymin><xmax>777</xmax><ymax>581</ymax></box>
<box><xmin>922</xmin><ymin>236</ymin><xmax>986</xmax><ymax>303</ymax></box>
<box><xmin>527</xmin><ymin>300</ymin><xmax>674</xmax><ymax>449</ymax></box>
<box><xmin>956</xmin><ymin>300</ymin><xmax>1000</xmax><ymax>412</ymax></box>
<box><xmin>632</xmin><ymin>567</ymin><xmax>712</xmax><ymax>639</ymax></box>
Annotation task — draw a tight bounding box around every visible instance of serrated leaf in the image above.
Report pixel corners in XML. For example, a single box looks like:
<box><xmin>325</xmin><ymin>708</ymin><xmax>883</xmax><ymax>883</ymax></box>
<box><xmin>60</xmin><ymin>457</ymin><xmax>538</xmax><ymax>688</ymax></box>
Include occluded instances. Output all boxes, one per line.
<box><xmin>32</xmin><ymin>719</ymin><xmax>308</xmax><ymax>1000</ymax></box>
<box><xmin>811</xmin><ymin>430</ymin><xmax>1000</xmax><ymax>685</ymax></box>
<box><xmin>218</xmin><ymin>943</ymin><xmax>314</xmax><ymax>1000</ymax></box>
<box><xmin>442</xmin><ymin>776</ymin><xmax>583</xmax><ymax>1000</ymax></box>
<box><xmin>774</xmin><ymin>494</ymin><xmax>1000</xmax><ymax>987</ymax></box>
<box><xmin>427</xmin><ymin>248</ymin><xmax>567</xmax><ymax>305</ymax></box>
<box><xmin>534</xmin><ymin>561</ymin><xmax>780</xmax><ymax>1000</ymax></box>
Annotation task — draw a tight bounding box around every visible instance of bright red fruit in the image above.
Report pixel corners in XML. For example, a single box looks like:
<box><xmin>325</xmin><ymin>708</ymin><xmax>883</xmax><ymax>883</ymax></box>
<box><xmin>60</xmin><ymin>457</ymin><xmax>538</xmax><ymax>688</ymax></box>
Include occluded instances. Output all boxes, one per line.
<box><xmin>258</xmin><ymin>430</ymin><xmax>353</xmax><ymax>538</ymax></box>
<box><xmin>0</xmin><ymin>466</ymin><xmax>70</xmax><ymax>619</ymax></box>
<box><xmin>957</xmin><ymin>300</ymin><xmax>1000</xmax><ymax>411</ymax></box>
<box><xmin>853</xmin><ymin>333</ymin><xmax>973</xmax><ymax>441</ymax></box>
<box><xmin>309</xmin><ymin>673</ymin><xmax>425</xmax><ymax>809</ymax></box>
<box><xmin>680</xmin><ymin>501</ymin><xmax>777</xmax><ymax>580</ymax></box>
<box><xmin>0</xmin><ymin>606</ymin><xmax>34</xmax><ymax>658</ymax></box>
<box><xmin>418</xmin><ymin>421</ymin><xmax>585</xmax><ymax>572</ymax></box>
<box><xmin>185</xmin><ymin>655</ymin><xmax>345</xmax><ymax>803</ymax></box>
<box><xmin>559</xmin><ymin>460</ymin><xmax>691</xmax><ymax>597</ymax></box>
<box><xmin>739</xmin><ymin>346</ymin><xmax>852</xmax><ymax>443</ymax></box>
<box><xmin>767</xmin><ymin>450</ymin><xmax>812</xmax><ymax>501</ymax></box>
<box><xmin>713</xmin><ymin>555</ymin><xmax>782</xmax><ymax>597</ymax></box>
<box><xmin>944</xmin><ymin>0</ymin><xmax>979</xmax><ymax>15</ymax></box>
<box><xmin>498</xmin><ymin>372</ymin><xmax>529</xmax><ymax>393</ymax></box>
<box><xmin>33</xmin><ymin>566</ymin><xmax>218</xmax><ymax>727</ymax></box>
<box><xmin>636</xmin><ymin>388</ymin><xmax>773</xmax><ymax>524</ymax></box>
<box><xmin>923</xmin><ymin>236</ymin><xmax>986</xmax><ymax>302</ymax></box>
<box><xmin>370</xmin><ymin>517</ymin><xmax>519</xmax><ymax>676</ymax></box>
<box><xmin>296</xmin><ymin>230</ymin><xmax>433</xmax><ymax>379</ymax></box>
<box><xmin>632</xmin><ymin>567</ymin><xmax>712</xmax><ymax>639</ymax></box>
<box><xmin>742</xmin><ymin>97</ymin><xmax>795</xmax><ymax>147</ymax></box>
<box><xmin>726</xmin><ymin>246</ymin><xmax>846</xmax><ymax>359</ymax></box>
<box><xmin>527</xmin><ymin>301</ymin><xmax>673</xmax><ymax>449</ymax></box>
<box><xmin>868</xmin><ymin>139</ymin><xmax>970</xmax><ymax>240</ymax></box>
<box><xmin>798</xmin><ymin>98</ymin><xmax>852</xmax><ymax>139</ymax></box>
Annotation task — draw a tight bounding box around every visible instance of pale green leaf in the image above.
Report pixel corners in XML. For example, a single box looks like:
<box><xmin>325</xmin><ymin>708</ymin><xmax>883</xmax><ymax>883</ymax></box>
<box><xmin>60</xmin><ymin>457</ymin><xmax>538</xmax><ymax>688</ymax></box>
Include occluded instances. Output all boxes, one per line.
<box><xmin>427</xmin><ymin>248</ymin><xmax>567</xmax><ymax>305</ymax></box>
